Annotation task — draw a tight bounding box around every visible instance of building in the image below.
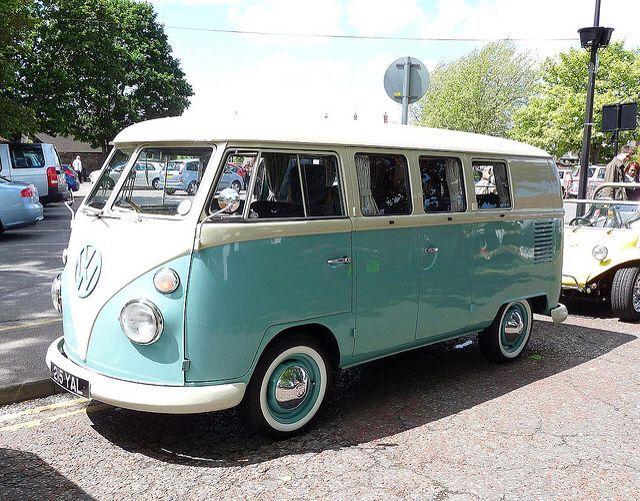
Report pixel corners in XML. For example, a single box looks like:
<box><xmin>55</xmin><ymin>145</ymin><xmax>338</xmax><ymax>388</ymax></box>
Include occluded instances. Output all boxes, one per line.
<box><xmin>34</xmin><ymin>134</ymin><xmax>107</xmax><ymax>173</ymax></box>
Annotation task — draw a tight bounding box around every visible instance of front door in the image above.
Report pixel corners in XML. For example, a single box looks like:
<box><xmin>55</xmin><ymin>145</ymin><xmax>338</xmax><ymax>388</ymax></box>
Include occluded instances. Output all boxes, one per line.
<box><xmin>351</xmin><ymin>151</ymin><xmax>419</xmax><ymax>356</ymax></box>
<box><xmin>415</xmin><ymin>155</ymin><xmax>472</xmax><ymax>340</ymax></box>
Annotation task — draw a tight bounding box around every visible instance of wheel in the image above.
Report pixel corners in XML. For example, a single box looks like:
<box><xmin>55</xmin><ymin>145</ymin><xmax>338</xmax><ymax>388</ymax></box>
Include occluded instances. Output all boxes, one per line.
<box><xmin>479</xmin><ymin>300</ymin><xmax>533</xmax><ymax>363</ymax></box>
<box><xmin>165</xmin><ymin>189</ymin><xmax>176</xmax><ymax>195</ymax></box>
<box><xmin>243</xmin><ymin>334</ymin><xmax>332</xmax><ymax>438</ymax></box>
<box><xmin>231</xmin><ymin>180</ymin><xmax>242</xmax><ymax>192</ymax></box>
<box><xmin>152</xmin><ymin>178</ymin><xmax>160</xmax><ymax>189</ymax></box>
<box><xmin>611</xmin><ymin>267</ymin><xmax>640</xmax><ymax>322</ymax></box>
<box><xmin>187</xmin><ymin>181</ymin><xmax>198</xmax><ymax>195</ymax></box>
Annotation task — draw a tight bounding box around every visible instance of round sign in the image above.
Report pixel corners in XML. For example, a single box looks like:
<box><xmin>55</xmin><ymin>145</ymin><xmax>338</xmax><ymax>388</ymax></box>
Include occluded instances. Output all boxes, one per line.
<box><xmin>384</xmin><ymin>56</ymin><xmax>429</xmax><ymax>104</ymax></box>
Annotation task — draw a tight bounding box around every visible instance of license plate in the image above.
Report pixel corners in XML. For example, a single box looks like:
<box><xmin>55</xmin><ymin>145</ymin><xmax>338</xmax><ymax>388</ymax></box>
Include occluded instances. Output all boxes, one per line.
<box><xmin>50</xmin><ymin>362</ymin><xmax>89</xmax><ymax>397</ymax></box>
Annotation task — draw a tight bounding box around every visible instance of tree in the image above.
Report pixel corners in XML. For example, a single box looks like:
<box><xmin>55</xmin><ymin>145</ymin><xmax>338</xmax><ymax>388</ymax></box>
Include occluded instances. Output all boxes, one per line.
<box><xmin>417</xmin><ymin>42</ymin><xmax>536</xmax><ymax>137</ymax></box>
<box><xmin>510</xmin><ymin>42</ymin><xmax>640</xmax><ymax>162</ymax></box>
<box><xmin>0</xmin><ymin>0</ymin><xmax>35</xmax><ymax>139</ymax></box>
<box><xmin>23</xmin><ymin>0</ymin><xmax>193</xmax><ymax>152</ymax></box>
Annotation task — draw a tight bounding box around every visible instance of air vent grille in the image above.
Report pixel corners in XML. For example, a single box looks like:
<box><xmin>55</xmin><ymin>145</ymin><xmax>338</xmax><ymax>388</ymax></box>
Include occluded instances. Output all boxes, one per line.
<box><xmin>534</xmin><ymin>220</ymin><xmax>554</xmax><ymax>264</ymax></box>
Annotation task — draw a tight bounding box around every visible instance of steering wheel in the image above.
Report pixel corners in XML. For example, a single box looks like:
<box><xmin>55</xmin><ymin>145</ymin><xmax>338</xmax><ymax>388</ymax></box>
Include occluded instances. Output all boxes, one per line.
<box><xmin>569</xmin><ymin>216</ymin><xmax>592</xmax><ymax>227</ymax></box>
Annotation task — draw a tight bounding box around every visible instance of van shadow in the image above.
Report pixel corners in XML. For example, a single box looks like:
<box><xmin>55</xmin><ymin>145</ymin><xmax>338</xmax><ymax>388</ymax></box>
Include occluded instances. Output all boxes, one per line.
<box><xmin>88</xmin><ymin>322</ymin><xmax>636</xmax><ymax>468</ymax></box>
<box><xmin>0</xmin><ymin>448</ymin><xmax>95</xmax><ymax>500</ymax></box>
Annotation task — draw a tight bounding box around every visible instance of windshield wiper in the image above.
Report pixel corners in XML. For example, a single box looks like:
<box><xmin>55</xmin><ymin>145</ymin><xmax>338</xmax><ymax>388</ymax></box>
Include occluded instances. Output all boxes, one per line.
<box><xmin>81</xmin><ymin>206</ymin><xmax>104</xmax><ymax>218</ymax></box>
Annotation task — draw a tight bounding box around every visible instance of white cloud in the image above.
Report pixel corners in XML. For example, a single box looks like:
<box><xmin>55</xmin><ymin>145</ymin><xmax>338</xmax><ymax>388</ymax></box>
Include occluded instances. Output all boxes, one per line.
<box><xmin>346</xmin><ymin>0</ymin><xmax>426</xmax><ymax>36</ymax></box>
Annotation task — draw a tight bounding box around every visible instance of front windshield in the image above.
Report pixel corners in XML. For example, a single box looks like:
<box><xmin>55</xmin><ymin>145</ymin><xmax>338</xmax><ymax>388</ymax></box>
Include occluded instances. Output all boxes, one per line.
<box><xmin>112</xmin><ymin>146</ymin><xmax>214</xmax><ymax>216</ymax></box>
<box><xmin>85</xmin><ymin>148</ymin><xmax>134</xmax><ymax>209</ymax></box>
<box><xmin>567</xmin><ymin>201</ymin><xmax>640</xmax><ymax>229</ymax></box>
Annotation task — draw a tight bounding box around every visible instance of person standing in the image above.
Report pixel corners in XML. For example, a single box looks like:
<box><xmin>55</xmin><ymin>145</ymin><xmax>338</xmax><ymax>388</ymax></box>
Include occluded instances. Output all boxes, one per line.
<box><xmin>623</xmin><ymin>162</ymin><xmax>640</xmax><ymax>201</ymax></box>
<box><xmin>72</xmin><ymin>155</ymin><xmax>83</xmax><ymax>183</ymax></box>
<box><xmin>601</xmin><ymin>145</ymin><xmax>637</xmax><ymax>199</ymax></box>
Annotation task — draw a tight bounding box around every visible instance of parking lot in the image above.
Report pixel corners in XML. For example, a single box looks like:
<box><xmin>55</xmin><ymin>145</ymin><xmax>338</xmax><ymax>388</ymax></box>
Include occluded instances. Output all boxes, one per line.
<box><xmin>1</xmin><ymin>305</ymin><xmax>639</xmax><ymax>499</ymax></box>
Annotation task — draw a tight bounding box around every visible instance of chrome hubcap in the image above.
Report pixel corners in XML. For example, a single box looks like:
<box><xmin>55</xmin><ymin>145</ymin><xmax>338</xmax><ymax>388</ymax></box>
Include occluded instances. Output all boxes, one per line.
<box><xmin>633</xmin><ymin>275</ymin><xmax>640</xmax><ymax>313</ymax></box>
<box><xmin>504</xmin><ymin>310</ymin><xmax>525</xmax><ymax>343</ymax></box>
<box><xmin>274</xmin><ymin>365</ymin><xmax>309</xmax><ymax>410</ymax></box>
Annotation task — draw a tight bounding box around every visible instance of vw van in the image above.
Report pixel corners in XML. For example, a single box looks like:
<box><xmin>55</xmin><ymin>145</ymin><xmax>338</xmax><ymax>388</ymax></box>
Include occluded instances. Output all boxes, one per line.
<box><xmin>47</xmin><ymin>118</ymin><xmax>567</xmax><ymax>437</ymax></box>
<box><xmin>562</xmin><ymin>182</ymin><xmax>640</xmax><ymax>321</ymax></box>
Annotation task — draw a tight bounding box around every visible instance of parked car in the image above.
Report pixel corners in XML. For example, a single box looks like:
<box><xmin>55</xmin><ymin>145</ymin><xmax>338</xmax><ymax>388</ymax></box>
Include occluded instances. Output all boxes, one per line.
<box><xmin>62</xmin><ymin>165</ymin><xmax>80</xmax><ymax>192</ymax></box>
<box><xmin>0</xmin><ymin>175</ymin><xmax>44</xmax><ymax>233</ymax></box>
<box><xmin>557</xmin><ymin>166</ymin><xmax>573</xmax><ymax>198</ymax></box>
<box><xmin>567</xmin><ymin>165</ymin><xmax>606</xmax><ymax>198</ymax></box>
<box><xmin>563</xmin><ymin>182</ymin><xmax>640</xmax><ymax>321</ymax></box>
<box><xmin>0</xmin><ymin>142</ymin><xmax>70</xmax><ymax>204</ymax></box>
<box><xmin>157</xmin><ymin>158</ymin><xmax>240</xmax><ymax>195</ymax></box>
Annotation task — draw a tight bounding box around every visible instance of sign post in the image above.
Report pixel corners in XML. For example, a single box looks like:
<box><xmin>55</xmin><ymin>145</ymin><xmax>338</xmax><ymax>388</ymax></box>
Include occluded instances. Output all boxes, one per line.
<box><xmin>384</xmin><ymin>57</ymin><xmax>429</xmax><ymax>125</ymax></box>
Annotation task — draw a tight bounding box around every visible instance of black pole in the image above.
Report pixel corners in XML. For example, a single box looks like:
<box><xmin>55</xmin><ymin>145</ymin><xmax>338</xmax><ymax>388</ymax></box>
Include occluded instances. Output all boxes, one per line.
<box><xmin>613</xmin><ymin>129</ymin><xmax>619</xmax><ymax>156</ymax></box>
<box><xmin>577</xmin><ymin>0</ymin><xmax>602</xmax><ymax>215</ymax></box>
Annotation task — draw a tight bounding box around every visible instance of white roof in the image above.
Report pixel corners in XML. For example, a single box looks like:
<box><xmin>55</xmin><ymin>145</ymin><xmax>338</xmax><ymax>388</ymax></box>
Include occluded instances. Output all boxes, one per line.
<box><xmin>113</xmin><ymin>116</ymin><xmax>550</xmax><ymax>158</ymax></box>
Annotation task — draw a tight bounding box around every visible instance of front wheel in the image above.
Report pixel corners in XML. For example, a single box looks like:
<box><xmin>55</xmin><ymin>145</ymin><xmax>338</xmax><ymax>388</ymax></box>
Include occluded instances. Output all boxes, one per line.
<box><xmin>231</xmin><ymin>180</ymin><xmax>242</xmax><ymax>192</ymax></box>
<box><xmin>479</xmin><ymin>300</ymin><xmax>533</xmax><ymax>363</ymax></box>
<box><xmin>152</xmin><ymin>178</ymin><xmax>160</xmax><ymax>189</ymax></box>
<box><xmin>243</xmin><ymin>335</ymin><xmax>332</xmax><ymax>438</ymax></box>
<box><xmin>611</xmin><ymin>267</ymin><xmax>640</xmax><ymax>322</ymax></box>
<box><xmin>187</xmin><ymin>181</ymin><xmax>198</xmax><ymax>195</ymax></box>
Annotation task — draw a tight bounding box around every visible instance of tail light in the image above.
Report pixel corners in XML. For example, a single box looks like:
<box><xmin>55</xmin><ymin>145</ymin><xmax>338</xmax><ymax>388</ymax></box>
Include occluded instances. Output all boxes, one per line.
<box><xmin>20</xmin><ymin>187</ymin><xmax>33</xmax><ymax>198</ymax></box>
<box><xmin>47</xmin><ymin>167</ymin><xmax>58</xmax><ymax>187</ymax></box>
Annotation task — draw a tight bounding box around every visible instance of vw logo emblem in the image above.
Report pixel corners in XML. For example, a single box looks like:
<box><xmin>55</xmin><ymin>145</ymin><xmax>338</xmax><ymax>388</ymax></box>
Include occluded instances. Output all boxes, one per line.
<box><xmin>75</xmin><ymin>245</ymin><xmax>102</xmax><ymax>298</ymax></box>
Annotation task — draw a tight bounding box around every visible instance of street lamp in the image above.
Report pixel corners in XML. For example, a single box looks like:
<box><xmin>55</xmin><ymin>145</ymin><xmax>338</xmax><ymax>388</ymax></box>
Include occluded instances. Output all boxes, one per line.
<box><xmin>576</xmin><ymin>0</ymin><xmax>614</xmax><ymax>215</ymax></box>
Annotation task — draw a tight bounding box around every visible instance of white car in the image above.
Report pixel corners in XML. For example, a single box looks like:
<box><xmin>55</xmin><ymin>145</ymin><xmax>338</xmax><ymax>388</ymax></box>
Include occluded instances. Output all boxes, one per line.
<box><xmin>567</xmin><ymin>165</ymin><xmax>606</xmax><ymax>198</ymax></box>
<box><xmin>92</xmin><ymin>160</ymin><xmax>164</xmax><ymax>189</ymax></box>
<box><xmin>0</xmin><ymin>142</ymin><xmax>70</xmax><ymax>204</ymax></box>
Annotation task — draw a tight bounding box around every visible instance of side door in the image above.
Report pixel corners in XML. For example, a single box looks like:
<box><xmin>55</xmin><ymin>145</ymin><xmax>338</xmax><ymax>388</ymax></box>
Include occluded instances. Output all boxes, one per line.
<box><xmin>349</xmin><ymin>149</ymin><xmax>419</xmax><ymax>356</ymax></box>
<box><xmin>186</xmin><ymin>149</ymin><xmax>353</xmax><ymax>382</ymax></box>
<box><xmin>415</xmin><ymin>154</ymin><xmax>472</xmax><ymax>340</ymax></box>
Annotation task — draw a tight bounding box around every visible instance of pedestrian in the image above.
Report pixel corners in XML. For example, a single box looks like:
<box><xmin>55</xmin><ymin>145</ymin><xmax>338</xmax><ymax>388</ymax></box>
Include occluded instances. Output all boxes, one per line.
<box><xmin>601</xmin><ymin>144</ymin><xmax>637</xmax><ymax>199</ymax></box>
<box><xmin>72</xmin><ymin>155</ymin><xmax>83</xmax><ymax>183</ymax></box>
<box><xmin>623</xmin><ymin>161</ymin><xmax>640</xmax><ymax>201</ymax></box>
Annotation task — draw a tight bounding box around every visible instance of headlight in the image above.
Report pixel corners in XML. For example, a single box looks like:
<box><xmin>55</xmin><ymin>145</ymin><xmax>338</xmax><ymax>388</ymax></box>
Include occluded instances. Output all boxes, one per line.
<box><xmin>51</xmin><ymin>274</ymin><xmax>62</xmax><ymax>314</ymax></box>
<box><xmin>592</xmin><ymin>244</ymin><xmax>608</xmax><ymax>262</ymax></box>
<box><xmin>153</xmin><ymin>268</ymin><xmax>180</xmax><ymax>294</ymax></box>
<box><xmin>119</xmin><ymin>299</ymin><xmax>163</xmax><ymax>345</ymax></box>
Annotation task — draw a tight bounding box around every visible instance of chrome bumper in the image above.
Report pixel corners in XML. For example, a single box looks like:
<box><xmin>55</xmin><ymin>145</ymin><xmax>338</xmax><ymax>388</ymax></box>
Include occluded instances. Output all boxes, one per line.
<box><xmin>46</xmin><ymin>337</ymin><xmax>246</xmax><ymax>414</ymax></box>
<box><xmin>550</xmin><ymin>303</ymin><xmax>569</xmax><ymax>324</ymax></box>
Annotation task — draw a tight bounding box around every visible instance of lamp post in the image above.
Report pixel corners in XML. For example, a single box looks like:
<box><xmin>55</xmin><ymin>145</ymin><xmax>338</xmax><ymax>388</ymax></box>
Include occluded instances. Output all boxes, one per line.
<box><xmin>576</xmin><ymin>0</ymin><xmax>613</xmax><ymax>214</ymax></box>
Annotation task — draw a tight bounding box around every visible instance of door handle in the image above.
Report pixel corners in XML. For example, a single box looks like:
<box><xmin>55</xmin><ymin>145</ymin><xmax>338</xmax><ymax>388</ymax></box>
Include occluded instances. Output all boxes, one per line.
<box><xmin>327</xmin><ymin>256</ymin><xmax>352</xmax><ymax>265</ymax></box>
<box><xmin>424</xmin><ymin>247</ymin><xmax>439</xmax><ymax>254</ymax></box>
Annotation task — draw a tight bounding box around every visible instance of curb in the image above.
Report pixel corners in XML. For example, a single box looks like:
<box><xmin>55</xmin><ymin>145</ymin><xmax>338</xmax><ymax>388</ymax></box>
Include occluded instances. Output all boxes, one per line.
<box><xmin>0</xmin><ymin>379</ymin><xmax>61</xmax><ymax>407</ymax></box>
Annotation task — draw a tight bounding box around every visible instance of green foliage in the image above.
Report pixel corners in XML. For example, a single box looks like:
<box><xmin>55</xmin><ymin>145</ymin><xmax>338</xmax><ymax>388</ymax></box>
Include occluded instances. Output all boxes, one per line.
<box><xmin>22</xmin><ymin>0</ymin><xmax>193</xmax><ymax>151</ymax></box>
<box><xmin>417</xmin><ymin>42</ymin><xmax>536</xmax><ymax>137</ymax></box>
<box><xmin>0</xmin><ymin>0</ymin><xmax>35</xmax><ymax>139</ymax></box>
<box><xmin>510</xmin><ymin>42</ymin><xmax>640</xmax><ymax>162</ymax></box>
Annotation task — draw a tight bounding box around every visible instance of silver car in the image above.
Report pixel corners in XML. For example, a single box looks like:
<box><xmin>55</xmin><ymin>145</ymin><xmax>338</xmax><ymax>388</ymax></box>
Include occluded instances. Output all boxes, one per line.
<box><xmin>0</xmin><ymin>175</ymin><xmax>44</xmax><ymax>233</ymax></box>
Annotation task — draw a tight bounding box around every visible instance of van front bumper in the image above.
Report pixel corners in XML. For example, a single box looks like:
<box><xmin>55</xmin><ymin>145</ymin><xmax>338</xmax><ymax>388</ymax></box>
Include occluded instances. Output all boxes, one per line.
<box><xmin>46</xmin><ymin>337</ymin><xmax>246</xmax><ymax>414</ymax></box>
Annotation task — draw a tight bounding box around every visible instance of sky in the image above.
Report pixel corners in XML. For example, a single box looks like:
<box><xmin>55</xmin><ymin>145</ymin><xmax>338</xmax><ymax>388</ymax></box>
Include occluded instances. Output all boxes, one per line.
<box><xmin>144</xmin><ymin>0</ymin><xmax>640</xmax><ymax>124</ymax></box>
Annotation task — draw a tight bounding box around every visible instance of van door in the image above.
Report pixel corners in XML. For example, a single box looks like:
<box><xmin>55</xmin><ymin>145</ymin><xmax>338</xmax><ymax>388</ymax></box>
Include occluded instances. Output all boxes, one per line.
<box><xmin>350</xmin><ymin>151</ymin><xmax>419</xmax><ymax>356</ymax></box>
<box><xmin>8</xmin><ymin>143</ymin><xmax>48</xmax><ymax>197</ymax></box>
<box><xmin>185</xmin><ymin>150</ymin><xmax>353</xmax><ymax>382</ymax></box>
<box><xmin>0</xmin><ymin>146</ymin><xmax>10</xmax><ymax>180</ymax></box>
<box><xmin>415</xmin><ymin>155</ymin><xmax>472</xmax><ymax>340</ymax></box>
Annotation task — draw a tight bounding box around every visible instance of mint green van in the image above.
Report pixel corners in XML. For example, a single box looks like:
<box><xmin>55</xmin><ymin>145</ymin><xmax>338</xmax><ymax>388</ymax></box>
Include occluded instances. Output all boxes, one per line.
<box><xmin>47</xmin><ymin>118</ymin><xmax>567</xmax><ymax>436</ymax></box>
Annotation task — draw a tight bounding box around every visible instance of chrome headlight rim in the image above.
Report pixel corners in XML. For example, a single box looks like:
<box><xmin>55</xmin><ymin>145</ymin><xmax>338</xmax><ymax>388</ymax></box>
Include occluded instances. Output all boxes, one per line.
<box><xmin>51</xmin><ymin>273</ymin><xmax>62</xmax><ymax>314</ymax></box>
<box><xmin>592</xmin><ymin>244</ymin><xmax>609</xmax><ymax>262</ymax></box>
<box><xmin>119</xmin><ymin>298</ymin><xmax>164</xmax><ymax>345</ymax></box>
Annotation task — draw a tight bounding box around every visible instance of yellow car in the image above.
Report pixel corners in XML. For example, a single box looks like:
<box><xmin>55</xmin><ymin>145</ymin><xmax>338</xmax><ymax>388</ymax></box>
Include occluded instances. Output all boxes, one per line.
<box><xmin>562</xmin><ymin>183</ymin><xmax>640</xmax><ymax>321</ymax></box>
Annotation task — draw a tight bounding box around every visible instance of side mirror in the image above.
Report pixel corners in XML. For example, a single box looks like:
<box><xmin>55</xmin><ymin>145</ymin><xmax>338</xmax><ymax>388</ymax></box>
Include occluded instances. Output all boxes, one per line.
<box><xmin>217</xmin><ymin>187</ymin><xmax>240</xmax><ymax>213</ymax></box>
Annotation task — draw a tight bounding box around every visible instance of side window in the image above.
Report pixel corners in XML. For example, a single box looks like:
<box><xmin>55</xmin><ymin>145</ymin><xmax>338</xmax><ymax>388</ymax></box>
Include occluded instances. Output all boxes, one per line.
<box><xmin>354</xmin><ymin>153</ymin><xmax>411</xmax><ymax>216</ymax></box>
<box><xmin>9</xmin><ymin>144</ymin><xmax>45</xmax><ymax>169</ymax></box>
<box><xmin>299</xmin><ymin>154</ymin><xmax>344</xmax><ymax>217</ymax></box>
<box><xmin>187</xmin><ymin>161</ymin><xmax>199</xmax><ymax>172</ymax></box>
<box><xmin>473</xmin><ymin>160</ymin><xmax>511</xmax><ymax>209</ymax></box>
<box><xmin>211</xmin><ymin>151</ymin><xmax>257</xmax><ymax>217</ymax></box>
<box><xmin>419</xmin><ymin>156</ymin><xmax>466</xmax><ymax>213</ymax></box>
<box><xmin>248</xmin><ymin>152</ymin><xmax>304</xmax><ymax>219</ymax></box>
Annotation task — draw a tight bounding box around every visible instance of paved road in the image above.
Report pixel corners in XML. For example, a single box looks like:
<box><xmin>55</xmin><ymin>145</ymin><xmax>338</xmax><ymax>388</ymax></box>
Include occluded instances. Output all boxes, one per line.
<box><xmin>1</xmin><ymin>305</ymin><xmax>638</xmax><ymax>499</ymax></box>
<box><xmin>0</xmin><ymin>202</ymin><xmax>71</xmax><ymax>389</ymax></box>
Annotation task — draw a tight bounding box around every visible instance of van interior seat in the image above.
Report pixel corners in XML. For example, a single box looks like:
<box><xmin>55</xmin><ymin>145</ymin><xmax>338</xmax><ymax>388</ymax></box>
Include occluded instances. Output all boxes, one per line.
<box><xmin>249</xmin><ymin>200</ymin><xmax>304</xmax><ymax>218</ymax></box>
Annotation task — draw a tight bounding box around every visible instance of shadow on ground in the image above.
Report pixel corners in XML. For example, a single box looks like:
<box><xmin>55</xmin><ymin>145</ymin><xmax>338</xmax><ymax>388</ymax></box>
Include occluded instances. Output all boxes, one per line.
<box><xmin>0</xmin><ymin>448</ymin><xmax>94</xmax><ymax>500</ymax></box>
<box><xmin>87</xmin><ymin>320</ymin><xmax>636</xmax><ymax>468</ymax></box>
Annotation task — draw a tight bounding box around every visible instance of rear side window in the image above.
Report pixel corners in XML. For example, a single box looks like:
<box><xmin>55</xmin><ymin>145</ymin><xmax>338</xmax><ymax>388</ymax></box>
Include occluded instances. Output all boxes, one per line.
<box><xmin>419</xmin><ymin>156</ymin><xmax>466</xmax><ymax>213</ymax></box>
<box><xmin>355</xmin><ymin>153</ymin><xmax>412</xmax><ymax>216</ymax></box>
<box><xmin>473</xmin><ymin>160</ymin><xmax>511</xmax><ymax>209</ymax></box>
<box><xmin>299</xmin><ymin>154</ymin><xmax>344</xmax><ymax>217</ymax></box>
<box><xmin>10</xmin><ymin>144</ymin><xmax>45</xmax><ymax>169</ymax></box>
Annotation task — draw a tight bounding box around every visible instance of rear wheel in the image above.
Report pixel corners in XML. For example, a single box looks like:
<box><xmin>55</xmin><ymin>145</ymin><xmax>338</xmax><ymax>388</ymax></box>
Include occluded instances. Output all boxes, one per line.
<box><xmin>611</xmin><ymin>267</ymin><xmax>640</xmax><ymax>322</ymax></box>
<box><xmin>152</xmin><ymin>178</ymin><xmax>160</xmax><ymax>189</ymax></box>
<box><xmin>243</xmin><ymin>335</ymin><xmax>332</xmax><ymax>438</ymax></box>
<box><xmin>231</xmin><ymin>180</ymin><xmax>242</xmax><ymax>192</ymax></box>
<box><xmin>187</xmin><ymin>181</ymin><xmax>198</xmax><ymax>195</ymax></box>
<box><xmin>479</xmin><ymin>300</ymin><xmax>533</xmax><ymax>363</ymax></box>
